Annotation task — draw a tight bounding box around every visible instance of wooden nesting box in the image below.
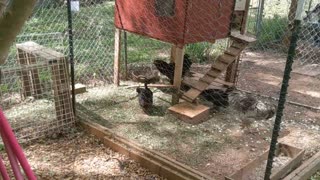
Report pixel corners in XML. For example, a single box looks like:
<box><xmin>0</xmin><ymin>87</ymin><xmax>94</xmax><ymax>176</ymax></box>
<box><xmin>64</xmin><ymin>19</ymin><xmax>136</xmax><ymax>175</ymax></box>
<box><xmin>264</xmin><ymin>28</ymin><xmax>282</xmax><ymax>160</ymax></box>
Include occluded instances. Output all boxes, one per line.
<box><xmin>225</xmin><ymin>143</ymin><xmax>305</xmax><ymax>180</ymax></box>
<box><xmin>115</xmin><ymin>0</ymin><xmax>235</xmax><ymax>46</ymax></box>
<box><xmin>168</xmin><ymin>102</ymin><xmax>210</xmax><ymax>124</ymax></box>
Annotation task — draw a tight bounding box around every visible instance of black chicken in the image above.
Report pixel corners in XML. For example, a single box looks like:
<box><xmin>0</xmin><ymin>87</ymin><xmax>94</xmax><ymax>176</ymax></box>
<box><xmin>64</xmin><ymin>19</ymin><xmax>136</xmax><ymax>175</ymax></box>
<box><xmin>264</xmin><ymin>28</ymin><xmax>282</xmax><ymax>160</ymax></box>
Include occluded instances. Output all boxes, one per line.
<box><xmin>200</xmin><ymin>87</ymin><xmax>234</xmax><ymax>107</ymax></box>
<box><xmin>136</xmin><ymin>80</ymin><xmax>153</xmax><ymax>112</ymax></box>
<box><xmin>153</xmin><ymin>54</ymin><xmax>192</xmax><ymax>84</ymax></box>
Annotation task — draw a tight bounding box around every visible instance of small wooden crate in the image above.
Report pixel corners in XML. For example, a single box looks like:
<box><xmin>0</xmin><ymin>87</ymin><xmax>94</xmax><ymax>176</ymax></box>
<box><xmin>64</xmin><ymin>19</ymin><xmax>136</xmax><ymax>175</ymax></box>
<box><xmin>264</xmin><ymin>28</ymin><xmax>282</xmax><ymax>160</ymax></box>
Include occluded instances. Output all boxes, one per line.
<box><xmin>225</xmin><ymin>143</ymin><xmax>305</xmax><ymax>180</ymax></box>
<box><xmin>168</xmin><ymin>102</ymin><xmax>210</xmax><ymax>124</ymax></box>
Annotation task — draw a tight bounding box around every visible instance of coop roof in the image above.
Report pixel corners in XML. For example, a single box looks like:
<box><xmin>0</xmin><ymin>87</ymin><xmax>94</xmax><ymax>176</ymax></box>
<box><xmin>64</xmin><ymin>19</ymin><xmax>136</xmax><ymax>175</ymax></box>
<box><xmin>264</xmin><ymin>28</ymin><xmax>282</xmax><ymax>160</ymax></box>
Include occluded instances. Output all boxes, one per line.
<box><xmin>114</xmin><ymin>0</ymin><xmax>235</xmax><ymax>46</ymax></box>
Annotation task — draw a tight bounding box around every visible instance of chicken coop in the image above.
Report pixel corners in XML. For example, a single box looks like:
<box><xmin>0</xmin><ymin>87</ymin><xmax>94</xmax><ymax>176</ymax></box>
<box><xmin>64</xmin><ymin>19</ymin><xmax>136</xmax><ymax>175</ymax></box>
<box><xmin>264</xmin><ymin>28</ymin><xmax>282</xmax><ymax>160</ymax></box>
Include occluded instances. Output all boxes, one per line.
<box><xmin>113</xmin><ymin>0</ymin><xmax>255</xmax><ymax>123</ymax></box>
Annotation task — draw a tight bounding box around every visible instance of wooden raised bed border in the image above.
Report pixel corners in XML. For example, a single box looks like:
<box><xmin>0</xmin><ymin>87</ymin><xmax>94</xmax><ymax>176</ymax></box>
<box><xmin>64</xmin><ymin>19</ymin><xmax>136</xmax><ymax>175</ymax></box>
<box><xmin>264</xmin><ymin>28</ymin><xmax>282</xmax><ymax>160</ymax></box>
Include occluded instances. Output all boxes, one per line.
<box><xmin>225</xmin><ymin>143</ymin><xmax>305</xmax><ymax>180</ymax></box>
<box><xmin>283</xmin><ymin>151</ymin><xmax>320</xmax><ymax>180</ymax></box>
<box><xmin>78</xmin><ymin>119</ymin><xmax>213</xmax><ymax>180</ymax></box>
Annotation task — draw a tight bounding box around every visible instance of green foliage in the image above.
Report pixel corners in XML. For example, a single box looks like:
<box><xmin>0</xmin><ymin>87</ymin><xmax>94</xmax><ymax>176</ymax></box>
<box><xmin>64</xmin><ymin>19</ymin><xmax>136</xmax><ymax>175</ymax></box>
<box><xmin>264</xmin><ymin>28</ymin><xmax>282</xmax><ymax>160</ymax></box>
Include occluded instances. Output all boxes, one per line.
<box><xmin>310</xmin><ymin>171</ymin><xmax>320</xmax><ymax>180</ymax></box>
<box><xmin>0</xmin><ymin>144</ymin><xmax>4</xmax><ymax>151</ymax></box>
<box><xmin>185</xmin><ymin>43</ymin><xmax>211</xmax><ymax>63</ymax></box>
<box><xmin>257</xmin><ymin>15</ymin><xmax>288</xmax><ymax>43</ymax></box>
<box><xmin>185</xmin><ymin>42</ymin><xmax>226</xmax><ymax>63</ymax></box>
<box><xmin>0</xmin><ymin>84</ymin><xmax>9</xmax><ymax>94</ymax></box>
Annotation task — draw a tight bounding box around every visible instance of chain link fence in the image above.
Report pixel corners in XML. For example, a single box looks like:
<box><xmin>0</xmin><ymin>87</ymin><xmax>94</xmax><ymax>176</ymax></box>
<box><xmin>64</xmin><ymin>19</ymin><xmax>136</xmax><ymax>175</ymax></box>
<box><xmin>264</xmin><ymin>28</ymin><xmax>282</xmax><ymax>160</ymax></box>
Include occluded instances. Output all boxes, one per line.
<box><xmin>237</xmin><ymin>0</ymin><xmax>320</xmax><ymax>108</ymax></box>
<box><xmin>0</xmin><ymin>0</ymin><xmax>320</xmax><ymax>178</ymax></box>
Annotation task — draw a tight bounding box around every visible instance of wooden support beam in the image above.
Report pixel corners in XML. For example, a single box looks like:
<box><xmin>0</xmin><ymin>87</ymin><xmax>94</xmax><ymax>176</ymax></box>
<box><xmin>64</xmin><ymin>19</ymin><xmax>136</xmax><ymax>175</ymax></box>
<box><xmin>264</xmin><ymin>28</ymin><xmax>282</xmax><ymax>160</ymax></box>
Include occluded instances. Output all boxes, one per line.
<box><xmin>172</xmin><ymin>46</ymin><xmax>185</xmax><ymax>105</ymax></box>
<box><xmin>114</xmin><ymin>28</ymin><xmax>122</xmax><ymax>86</ymax></box>
<box><xmin>125</xmin><ymin>84</ymin><xmax>175</xmax><ymax>89</ymax></box>
<box><xmin>240</xmin><ymin>0</ymin><xmax>251</xmax><ymax>34</ymax></box>
<box><xmin>77</xmin><ymin>116</ymin><xmax>213</xmax><ymax>180</ymax></box>
<box><xmin>170</xmin><ymin>45</ymin><xmax>177</xmax><ymax>63</ymax></box>
<box><xmin>225</xmin><ymin>55</ymin><xmax>240</xmax><ymax>84</ymax></box>
<box><xmin>17</xmin><ymin>49</ymin><xmax>32</xmax><ymax>98</ymax></box>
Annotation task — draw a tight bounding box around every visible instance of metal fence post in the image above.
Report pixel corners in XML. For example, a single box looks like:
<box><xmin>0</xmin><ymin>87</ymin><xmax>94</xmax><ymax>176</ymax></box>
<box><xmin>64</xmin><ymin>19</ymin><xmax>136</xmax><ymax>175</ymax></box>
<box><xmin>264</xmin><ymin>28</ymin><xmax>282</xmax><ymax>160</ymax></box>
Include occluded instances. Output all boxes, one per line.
<box><xmin>264</xmin><ymin>0</ymin><xmax>305</xmax><ymax>179</ymax></box>
<box><xmin>66</xmin><ymin>0</ymin><xmax>76</xmax><ymax>115</ymax></box>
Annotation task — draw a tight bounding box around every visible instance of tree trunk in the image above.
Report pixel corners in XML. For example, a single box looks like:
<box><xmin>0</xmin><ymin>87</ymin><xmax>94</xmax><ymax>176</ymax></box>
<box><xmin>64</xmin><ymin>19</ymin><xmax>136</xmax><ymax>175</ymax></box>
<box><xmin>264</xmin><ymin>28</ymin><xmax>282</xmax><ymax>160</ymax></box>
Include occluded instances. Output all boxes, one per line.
<box><xmin>0</xmin><ymin>0</ymin><xmax>37</xmax><ymax>64</ymax></box>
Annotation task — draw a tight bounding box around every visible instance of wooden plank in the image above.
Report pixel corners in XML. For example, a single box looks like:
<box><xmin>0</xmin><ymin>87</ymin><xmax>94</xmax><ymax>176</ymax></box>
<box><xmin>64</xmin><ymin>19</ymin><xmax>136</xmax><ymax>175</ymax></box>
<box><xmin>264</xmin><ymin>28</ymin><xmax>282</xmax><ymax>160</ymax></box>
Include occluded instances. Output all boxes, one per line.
<box><xmin>283</xmin><ymin>151</ymin><xmax>320</xmax><ymax>180</ymax></box>
<box><xmin>17</xmin><ymin>49</ymin><xmax>32</xmax><ymax>98</ymax></box>
<box><xmin>225</xmin><ymin>56</ymin><xmax>240</xmax><ymax>84</ymax></box>
<box><xmin>226</xmin><ymin>143</ymin><xmax>304</xmax><ymax>180</ymax></box>
<box><xmin>172</xmin><ymin>46</ymin><xmax>185</xmax><ymax>105</ymax></box>
<box><xmin>230</xmin><ymin>31</ymin><xmax>256</xmax><ymax>43</ymax></box>
<box><xmin>214</xmin><ymin>78</ymin><xmax>234</xmax><ymax>87</ymax></box>
<box><xmin>200</xmin><ymin>75</ymin><xmax>217</xmax><ymax>85</ymax></box>
<box><xmin>271</xmin><ymin>144</ymin><xmax>305</xmax><ymax>180</ymax></box>
<box><xmin>240</xmin><ymin>0</ymin><xmax>251</xmax><ymax>34</ymax></box>
<box><xmin>219</xmin><ymin>54</ymin><xmax>237</xmax><ymax>64</ymax></box>
<box><xmin>72</xmin><ymin>83</ymin><xmax>87</xmax><ymax>94</ymax></box>
<box><xmin>125</xmin><ymin>84</ymin><xmax>175</xmax><ymax>89</ymax></box>
<box><xmin>51</xmin><ymin>58</ymin><xmax>73</xmax><ymax>123</ymax></box>
<box><xmin>225</xmin><ymin>46</ymin><xmax>242</xmax><ymax>57</ymax></box>
<box><xmin>207</xmin><ymin>69</ymin><xmax>221</xmax><ymax>78</ymax></box>
<box><xmin>78</xmin><ymin>119</ymin><xmax>213</xmax><ymax>180</ymax></box>
<box><xmin>183</xmin><ymin>77</ymin><xmax>207</xmax><ymax>90</ymax></box>
<box><xmin>16</xmin><ymin>41</ymin><xmax>65</xmax><ymax>60</ymax></box>
<box><xmin>168</xmin><ymin>102</ymin><xmax>210</xmax><ymax>124</ymax></box>
<box><xmin>170</xmin><ymin>45</ymin><xmax>177</xmax><ymax>63</ymax></box>
<box><xmin>189</xmin><ymin>72</ymin><xmax>234</xmax><ymax>87</ymax></box>
<box><xmin>27</xmin><ymin>53</ymin><xmax>42</xmax><ymax>99</ymax></box>
<box><xmin>212</xmin><ymin>60</ymin><xmax>228</xmax><ymax>71</ymax></box>
<box><xmin>182</xmin><ymin>88</ymin><xmax>202</xmax><ymax>102</ymax></box>
<box><xmin>230</xmin><ymin>41</ymin><xmax>245</xmax><ymax>49</ymax></box>
<box><xmin>114</xmin><ymin>28</ymin><xmax>121</xmax><ymax>86</ymax></box>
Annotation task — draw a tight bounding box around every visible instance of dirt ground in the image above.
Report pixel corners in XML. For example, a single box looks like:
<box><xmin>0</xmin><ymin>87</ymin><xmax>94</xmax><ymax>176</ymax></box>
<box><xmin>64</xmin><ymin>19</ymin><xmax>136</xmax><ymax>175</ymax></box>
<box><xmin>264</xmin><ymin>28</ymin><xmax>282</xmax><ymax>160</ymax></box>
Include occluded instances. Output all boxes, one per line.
<box><xmin>238</xmin><ymin>51</ymin><xmax>320</xmax><ymax>108</ymax></box>
<box><xmin>74</xmin><ymin>50</ymin><xmax>320</xmax><ymax>179</ymax></box>
<box><xmin>0</xmin><ymin>127</ymin><xmax>164</xmax><ymax>180</ymax></box>
<box><xmin>1</xmin><ymin>50</ymin><xmax>319</xmax><ymax>179</ymax></box>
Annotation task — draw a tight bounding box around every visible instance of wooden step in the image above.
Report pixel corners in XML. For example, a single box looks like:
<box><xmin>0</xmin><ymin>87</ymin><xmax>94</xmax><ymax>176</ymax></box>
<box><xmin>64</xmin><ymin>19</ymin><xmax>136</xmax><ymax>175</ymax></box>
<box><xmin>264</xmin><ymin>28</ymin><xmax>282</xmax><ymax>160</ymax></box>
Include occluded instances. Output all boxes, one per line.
<box><xmin>225</xmin><ymin>46</ymin><xmax>243</xmax><ymax>57</ymax></box>
<box><xmin>168</xmin><ymin>102</ymin><xmax>210</xmax><ymax>125</ymax></box>
<box><xmin>206</xmin><ymin>68</ymin><xmax>221</xmax><ymax>78</ymax></box>
<box><xmin>182</xmin><ymin>79</ymin><xmax>209</xmax><ymax>92</ymax></box>
<box><xmin>218</xmin><ymin>54</ymin><xmax>237</xmax><ymax>64</ymax></box>
<box><xmin>231</xmin><ymin>41</ymin><xmax>245</xmax><ymax>49</ymax></box>
<box><xmin>212</xmin><ymin>60</ymin><xmax>228</xmax><ymax>71</ymax></box>
<box><xmin>230</xmin><ymin>31</ymin><xmax>256</xmax><ymax>43</ymax></box>
<box><xmin>182</xmin><ymin>88</ymin><xmax>202</xmax><ymax>102</ymax></box>
<box><xmin>200</xmin><ymin>75</ymin><xmax>217</xmax><ymax>85</ymax></box>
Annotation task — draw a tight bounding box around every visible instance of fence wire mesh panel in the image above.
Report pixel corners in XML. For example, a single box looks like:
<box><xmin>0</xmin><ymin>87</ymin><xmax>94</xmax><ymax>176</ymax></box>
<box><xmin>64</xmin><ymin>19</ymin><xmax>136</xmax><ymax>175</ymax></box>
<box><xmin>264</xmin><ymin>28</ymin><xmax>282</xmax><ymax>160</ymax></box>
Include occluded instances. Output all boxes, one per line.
<box><xmin>238</xmin><ymin>0</ymin><xmax>320</xmax><ymax>108</ymax></box>
<box><xmin>0</xmin><ymin>0</ymin><xmax>74</xmax><ymax>143</ymax></box>
<box><xmin>0</xmin><ymin>0</ymin><xmax>319</xmax><ymax>178</ymax></box>
<box><xmin>74</xmin><ymin>0</ymin><xmax>283</xmax><ymax>178</ymax></box>
<box><xmin>71</xmin><ymin>1</ymin><xmax>115</xmax><ymax>86</ymax></box>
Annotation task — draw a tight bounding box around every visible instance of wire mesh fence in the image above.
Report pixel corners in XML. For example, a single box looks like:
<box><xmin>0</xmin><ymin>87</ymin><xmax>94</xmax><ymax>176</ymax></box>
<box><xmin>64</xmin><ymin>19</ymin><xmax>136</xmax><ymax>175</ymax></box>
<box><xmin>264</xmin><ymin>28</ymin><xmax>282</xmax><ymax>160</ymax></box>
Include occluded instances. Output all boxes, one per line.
<box><xmin>236</xmin><ymin>0</ymin><xmax>320</xmax><ymax>108</ymax></box>
<box><xmin>0</xmin><ymin>0</ymin><xmax>74</xmax><ymax>143</ymax></box>
<box><xmin>0</xmin><ymin>0</ymin><xmax>320</xmax><ymax>178</ymax></box>
<box><xmin>0</xmin><ymin>42</ymin><xmax>74</xmax><ymax>142</ymax></box>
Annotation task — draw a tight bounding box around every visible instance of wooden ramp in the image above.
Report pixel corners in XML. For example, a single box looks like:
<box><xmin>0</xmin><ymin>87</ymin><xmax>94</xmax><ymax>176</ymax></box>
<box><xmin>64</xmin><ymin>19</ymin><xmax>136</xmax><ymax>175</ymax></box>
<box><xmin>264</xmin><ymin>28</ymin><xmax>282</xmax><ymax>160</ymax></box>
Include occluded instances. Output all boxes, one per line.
<box><xmin>182</xmin><ymin>32</ymin><xmax>256</xmax><ymax>103</ymax></box>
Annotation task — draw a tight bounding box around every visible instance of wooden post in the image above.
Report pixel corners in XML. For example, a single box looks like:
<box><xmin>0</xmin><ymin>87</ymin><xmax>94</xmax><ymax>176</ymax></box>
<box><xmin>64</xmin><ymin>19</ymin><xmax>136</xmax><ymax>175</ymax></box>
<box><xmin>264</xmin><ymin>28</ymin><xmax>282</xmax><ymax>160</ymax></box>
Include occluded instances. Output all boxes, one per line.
<box><xmin>172</xmin><ymin>46</ymin><xmax>185</xmax><ymax>105</ymax></box>
<box><xmin>123</xmin><ymin>31</ymin><xmax>128</xmax><ymax>80</ymax></box>
<box><xmin>170</xmin><ymin>45</ymin><xmax>177</xmax><ymax>63</ymax></box>
<box><xmin>27</xmin><ymin>53</ymin><xmax>42</xmax><ymax>99</ymax></box>
<box><xmin>17</xmin><ymin>47</ymin><xmax>42</xmax><ymax>99</ymax></box>
<box><xmin>50</xmin><ymin>58</ymin><xmax>73</xmax><ymax>123</ymax></box>
<box><xmin>225</xmin><ymin>0</ymin><xmax>250</xmax><ymax>85</ymax></box>
<box><xmin>17</xmin><ymin>49</ymin><xmax>32</xmax><ymax>98</ymax></box>
<box><xmin>240</xmin><ymin>0</ymin><xmax>251</xmax><ymax>34</ymax></box>
<box><xmin>114</xmin><ymin>28</ymin><xmax>122</xmax><ymax>86</ymax></box>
